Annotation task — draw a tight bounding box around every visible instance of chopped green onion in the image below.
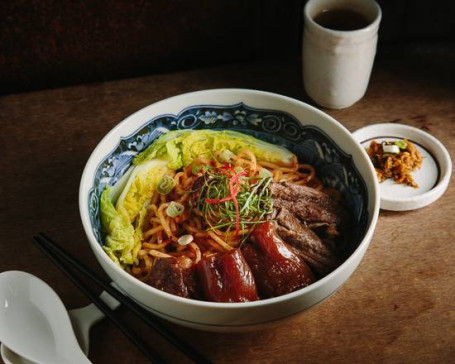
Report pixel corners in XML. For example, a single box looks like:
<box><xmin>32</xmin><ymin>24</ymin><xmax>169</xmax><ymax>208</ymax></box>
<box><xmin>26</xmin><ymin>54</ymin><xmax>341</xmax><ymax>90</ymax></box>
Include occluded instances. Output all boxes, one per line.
<box><xmin>157</xmin><ymin>175</ymin><xmax>175</xmax><ymax>195</ymax></box>
<box><xmin>395</xmin><ymin>140</ymin><xmax>408</xmax><ymax>149</ymax></box>
<box><xmin>178</xmin><ymin>234</ymin><xmax>194</xmax><ymax>246</ymax></box>
<box><xmin>166</xmin><ymin>201</ymin><xmax>185</xmax><ymax>218</ymax></box>
<box><xmin>258</xmin><ymin>168</ymin><xmax>272</xmax><ymax>179</ymax></box>
<box><xmin>382</xmin><ymin>144</ymin><xmax>400</xmax><ymax>154</ymax></box>
<box><xmin>192</xmin><ymin>164</ymin><xmax>209</xmax><ymax>175</ymax></box>
<box><xmin>192</xmin><ymin>164</ymin><xmax>201</xmax><ymax>175</ymax></box>
<box><xmin>220</xmin><ymin>149</ymin><xmax>235</xmax><ymax>163</ymax></box>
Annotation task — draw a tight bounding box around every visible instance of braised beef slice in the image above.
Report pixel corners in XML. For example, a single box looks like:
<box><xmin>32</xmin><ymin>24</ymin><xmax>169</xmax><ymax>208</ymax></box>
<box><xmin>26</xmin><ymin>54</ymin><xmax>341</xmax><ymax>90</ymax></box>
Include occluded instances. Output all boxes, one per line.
<box><xmin>243</xmin><ymin>221</ymin><xmax>315</xmax><ymax>298</ymax></box>
<box><xmin>148</xmin><ymin>257</ymin><xmax>199</xmax><ymax>299</ymax></box>
<box><xmin>197</xmin><ymin>249</ymin><xmax>258</xmax><ymax>302</ymax></box>
<box><xmin>270</xmin><ymin>182</ymin><xmax>343</xmax><ymax>227</ymax></box>
<box><xmin>274</xmin><ymin>207</ymin><xmax>340</xmax><ymax>275</ymax></box>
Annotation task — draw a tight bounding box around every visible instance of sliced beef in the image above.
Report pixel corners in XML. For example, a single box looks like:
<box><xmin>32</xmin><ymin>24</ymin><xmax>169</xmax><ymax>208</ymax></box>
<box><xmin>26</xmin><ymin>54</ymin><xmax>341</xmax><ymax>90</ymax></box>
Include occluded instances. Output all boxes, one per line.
<box><xmin>270</xmin><ymin>182</ymin><xmax>343</xmax><ymax>228</ymax></box>
<box><xmin>148</xmin><ymin>256</ymin><xmax>199</xmax><ymax>299</ymax></box>
<box><xmin>274</xmin><ymin>207</ymin><xmax>340</xmax><ymax>276</ymax></box>
<box><xmin>243</xmin><ymin>221</ymin><xmax>315</xmax><ymax>298</ymax></box>
<box><xmin>197</xmin><ymin>249</ymin><xmax>259</xmax><ymax>302</ymax></box>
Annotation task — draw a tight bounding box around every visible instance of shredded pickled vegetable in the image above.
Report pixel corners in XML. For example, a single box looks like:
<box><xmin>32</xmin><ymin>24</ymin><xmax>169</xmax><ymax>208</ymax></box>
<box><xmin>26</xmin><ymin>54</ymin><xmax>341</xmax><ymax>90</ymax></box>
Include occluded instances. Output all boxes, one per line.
<box><xmin>367</xmin><ymin>139</ymin><xmax>422</xmax><ymax>188</ymax></box>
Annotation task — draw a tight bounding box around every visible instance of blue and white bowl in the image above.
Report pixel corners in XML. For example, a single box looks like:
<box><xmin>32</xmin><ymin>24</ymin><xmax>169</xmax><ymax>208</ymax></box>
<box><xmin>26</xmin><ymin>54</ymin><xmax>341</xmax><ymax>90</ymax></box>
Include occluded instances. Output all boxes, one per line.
<box><xmin>79</xmin><ymin>89</ymin><xmax>379</xmax><ymax>332</ymax></box>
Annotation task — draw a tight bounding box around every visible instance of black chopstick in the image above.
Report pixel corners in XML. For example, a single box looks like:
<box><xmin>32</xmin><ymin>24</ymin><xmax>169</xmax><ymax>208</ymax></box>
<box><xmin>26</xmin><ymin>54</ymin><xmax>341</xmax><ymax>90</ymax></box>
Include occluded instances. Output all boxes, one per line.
<box><xmin>34</xmin><ymin>233</ymin><xmax>211</xmax><ymax>364</ymax></box>
<box><xmin>33</xmin><ymin>235</ymin><xmax>165</xmax><ymax>364</ymax></box>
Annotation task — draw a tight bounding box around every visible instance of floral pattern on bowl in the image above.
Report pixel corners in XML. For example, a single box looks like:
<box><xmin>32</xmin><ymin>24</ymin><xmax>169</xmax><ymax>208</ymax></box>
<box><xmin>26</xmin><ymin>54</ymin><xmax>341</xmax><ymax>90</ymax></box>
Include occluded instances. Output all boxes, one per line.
<box><xmin>89</xmin><ymin>102</ymin><xmax>368</xmax><ymax>249</ymax></box>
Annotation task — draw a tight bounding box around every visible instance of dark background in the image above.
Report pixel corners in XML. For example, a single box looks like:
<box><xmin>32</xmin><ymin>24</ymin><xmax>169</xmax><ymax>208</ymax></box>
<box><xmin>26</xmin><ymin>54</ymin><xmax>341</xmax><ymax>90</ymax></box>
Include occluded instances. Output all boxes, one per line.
<box><xmin>1</xmin><ymin>0</ymin><xmax>454</xmax><ymax>95</ymax></box>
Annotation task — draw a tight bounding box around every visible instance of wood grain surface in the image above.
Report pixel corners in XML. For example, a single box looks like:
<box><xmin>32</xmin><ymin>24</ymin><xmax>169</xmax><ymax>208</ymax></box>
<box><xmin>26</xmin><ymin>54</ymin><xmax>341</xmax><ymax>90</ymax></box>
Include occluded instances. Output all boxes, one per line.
<box><xmin>1</xmin><ymin>52</ymin><xmax>454</xmax><ymax>363</ymax></box>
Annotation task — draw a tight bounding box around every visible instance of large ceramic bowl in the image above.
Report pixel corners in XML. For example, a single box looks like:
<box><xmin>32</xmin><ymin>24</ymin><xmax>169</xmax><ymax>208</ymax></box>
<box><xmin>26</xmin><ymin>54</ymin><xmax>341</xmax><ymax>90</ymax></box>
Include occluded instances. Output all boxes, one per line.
<box><xmin>79</xmin><ymin>89</ymin><xmax>379</xmax><ymax>332</ymax></box>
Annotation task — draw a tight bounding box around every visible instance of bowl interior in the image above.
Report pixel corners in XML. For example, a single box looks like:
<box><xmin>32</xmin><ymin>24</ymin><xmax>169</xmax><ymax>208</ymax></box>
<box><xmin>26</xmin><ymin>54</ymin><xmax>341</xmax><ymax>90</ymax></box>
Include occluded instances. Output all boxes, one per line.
<box><xmin>87</xmin><ymin>101</ymin><xmax>369</xmax><ymax>255</ymax></box>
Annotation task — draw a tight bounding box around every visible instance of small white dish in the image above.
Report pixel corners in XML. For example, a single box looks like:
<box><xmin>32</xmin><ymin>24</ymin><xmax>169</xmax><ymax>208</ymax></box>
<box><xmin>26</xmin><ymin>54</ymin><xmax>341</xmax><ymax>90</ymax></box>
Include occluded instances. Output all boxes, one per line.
<box><xmin>353</xmin><ymin>123</ymin><xmax>452</xmax><ymax>211</ymax></box>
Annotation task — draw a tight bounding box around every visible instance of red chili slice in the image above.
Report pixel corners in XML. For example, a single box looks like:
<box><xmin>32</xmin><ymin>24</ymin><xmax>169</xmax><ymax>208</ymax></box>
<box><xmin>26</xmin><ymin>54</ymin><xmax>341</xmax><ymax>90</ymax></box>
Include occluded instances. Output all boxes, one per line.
<box><xmin>220</xmin><ymin>163</ymin><xmax>233</xmax><ymax>170</ymax></box>
<box><xmin>205</xmin><ymin>195</ymin><xmax>233</xmax><ymax>204</ymax></box>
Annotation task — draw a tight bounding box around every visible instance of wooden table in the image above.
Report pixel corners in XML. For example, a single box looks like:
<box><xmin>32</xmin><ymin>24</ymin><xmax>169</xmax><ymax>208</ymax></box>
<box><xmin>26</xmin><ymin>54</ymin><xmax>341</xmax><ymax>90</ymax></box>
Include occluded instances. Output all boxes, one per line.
<box><xmin>1</xmin><ymin>49</ymin><xmax>454</xmax><ymax>362</ymax></box>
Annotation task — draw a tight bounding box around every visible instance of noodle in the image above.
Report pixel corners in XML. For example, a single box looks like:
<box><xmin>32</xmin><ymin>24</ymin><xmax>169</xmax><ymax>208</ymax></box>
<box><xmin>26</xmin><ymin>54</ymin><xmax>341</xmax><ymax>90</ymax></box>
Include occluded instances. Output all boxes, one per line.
<box><xmin>143</xmin><ymin>242</ymin><xmax>168</xmax><ymax>250</ymax></box>
<box><xmin>150</xmin><ymin>191</ymin><xmax>159</xmax><ymax>205</ymax></box>
<box><xmin>189</xmin><ymin>243</ymin><xmax>202</xmax><ymax>263</ymax></box>
<box><xmin>207</xmin><ymin>238</ymin><xmax>227</xmax><ymax>252</ymax></box>
<box><xmin>130</xmin><ymin>148</ymin><xmax>324</xmax><ymax>282</ymax></box>
<box><xmin>143</xmin><ymin>226</ymin><xmax>164</xmax><ymax>239</ymax></box>
<box><xmin>148</xmin><ymin>250</ymin><xmax>172</xmax><ymax>258</ymax></box>
<box><xmin>237</xmin><ymin>149</ymin><xmax>257</xmax><ymax>174</ymax></box>
<box><xmin>208</xmin><ymin>231</ymin><xmax>233</xmax><ymax>251</ymax></box>
<box><xmin>157</xmin><ymin>203</ymin><xmax>172</xmax><ymax>238</ymax></box>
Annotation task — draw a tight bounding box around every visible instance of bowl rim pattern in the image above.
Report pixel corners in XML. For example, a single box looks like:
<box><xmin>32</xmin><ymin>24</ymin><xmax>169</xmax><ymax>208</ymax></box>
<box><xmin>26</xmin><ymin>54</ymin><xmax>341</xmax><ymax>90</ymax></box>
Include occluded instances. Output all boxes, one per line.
<box><xmin>79</xmin><ymin>88</ymin><xmax>380</xmax><ymax>310</ymax></box>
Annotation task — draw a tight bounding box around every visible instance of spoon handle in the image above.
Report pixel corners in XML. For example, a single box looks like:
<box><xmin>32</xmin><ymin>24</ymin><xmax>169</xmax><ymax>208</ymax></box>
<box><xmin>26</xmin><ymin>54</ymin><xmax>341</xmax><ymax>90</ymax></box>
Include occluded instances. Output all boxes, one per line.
<box><xmin>69</xmin><ymin>291</ymin><xmax>120</xmax><ymax>355</ymax></box>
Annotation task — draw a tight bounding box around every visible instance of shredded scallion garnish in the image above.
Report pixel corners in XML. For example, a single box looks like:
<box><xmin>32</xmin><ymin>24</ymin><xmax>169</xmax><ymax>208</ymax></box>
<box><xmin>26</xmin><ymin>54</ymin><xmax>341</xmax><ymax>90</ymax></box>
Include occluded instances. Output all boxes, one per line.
<box><xmin>194</xmin><ymin>167</ymin><xmax>273</xmax><ymax>241</ymax></box>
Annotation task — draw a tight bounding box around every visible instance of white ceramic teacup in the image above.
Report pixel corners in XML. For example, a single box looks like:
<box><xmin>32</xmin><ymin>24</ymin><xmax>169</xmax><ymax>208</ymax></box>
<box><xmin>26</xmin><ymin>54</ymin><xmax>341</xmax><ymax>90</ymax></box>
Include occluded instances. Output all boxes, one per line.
<box><xmin>302</xmin><ymin>0</ymin><xmax>382</xmax><ymax>109</ymax></box>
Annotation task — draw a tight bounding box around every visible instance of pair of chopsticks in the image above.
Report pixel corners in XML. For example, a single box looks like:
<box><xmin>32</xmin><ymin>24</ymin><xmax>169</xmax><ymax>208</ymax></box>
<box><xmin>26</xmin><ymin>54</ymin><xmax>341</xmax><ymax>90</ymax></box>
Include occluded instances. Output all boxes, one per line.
<box><xmin>33</xmin><ymin>233</ymin><xmax>211</xmax><ymax>364</ymax></box>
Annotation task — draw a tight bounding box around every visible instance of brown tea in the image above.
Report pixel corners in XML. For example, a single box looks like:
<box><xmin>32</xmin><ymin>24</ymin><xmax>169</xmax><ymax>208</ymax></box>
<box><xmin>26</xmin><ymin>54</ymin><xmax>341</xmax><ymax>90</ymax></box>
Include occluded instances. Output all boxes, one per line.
<box><xmin>313</xmin><ymin>8</ymin><xmax>371</xmax><ymax>31</ymax></box>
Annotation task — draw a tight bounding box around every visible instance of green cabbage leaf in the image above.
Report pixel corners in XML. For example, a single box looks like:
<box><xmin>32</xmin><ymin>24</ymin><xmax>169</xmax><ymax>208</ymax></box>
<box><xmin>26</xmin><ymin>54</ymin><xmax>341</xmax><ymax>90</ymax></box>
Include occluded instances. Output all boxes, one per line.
<box><xmin>133</xmin><ymin>129</ymin><xmax>295</xmax><ymax>169</ymax></box>
<box><xmin>100</xmin><ymin>159</ymin><xmax>168</xmax><ymax>265</ymax></box>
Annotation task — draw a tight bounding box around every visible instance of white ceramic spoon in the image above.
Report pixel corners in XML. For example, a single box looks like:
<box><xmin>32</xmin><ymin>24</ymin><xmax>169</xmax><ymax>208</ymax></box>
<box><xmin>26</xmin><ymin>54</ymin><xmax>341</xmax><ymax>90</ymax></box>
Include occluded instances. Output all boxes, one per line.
<box><xmin>1</xmin><ymin>290</ymin><xmax>121</xmax><ymax>364</ymax></box>
<box><xmin>0</xmin><ymin>271</ymin><xmax>119</xmax><ymax>364</ymax></box>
